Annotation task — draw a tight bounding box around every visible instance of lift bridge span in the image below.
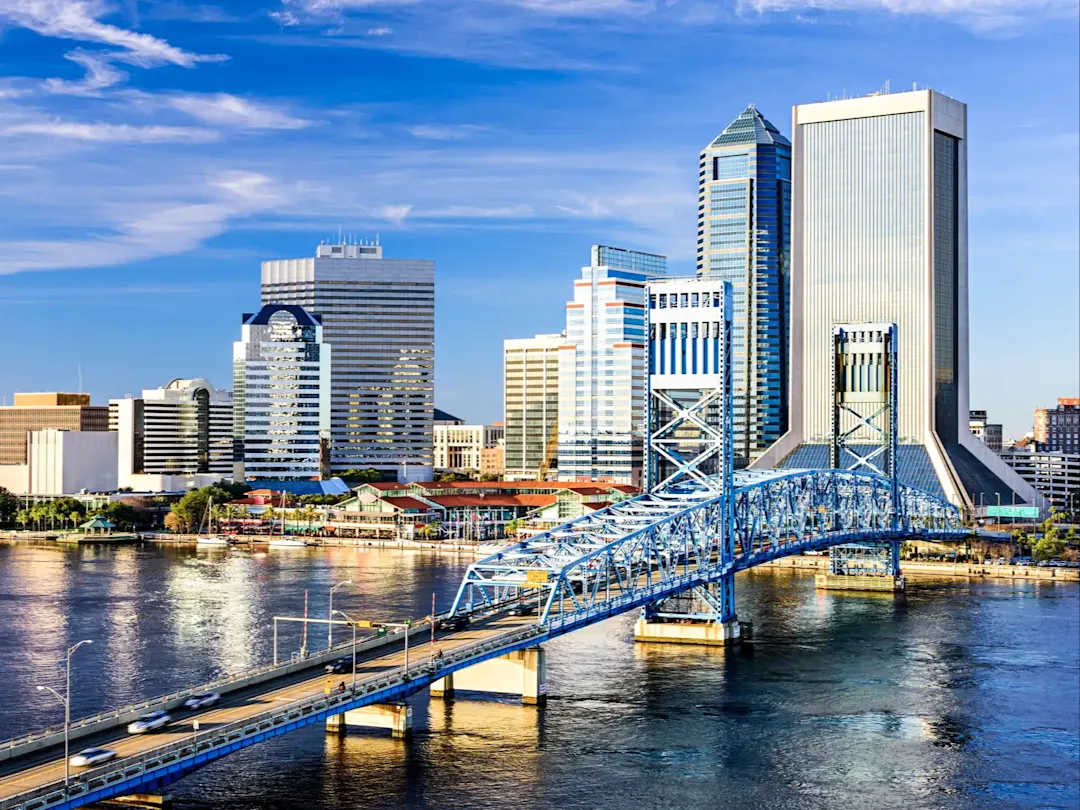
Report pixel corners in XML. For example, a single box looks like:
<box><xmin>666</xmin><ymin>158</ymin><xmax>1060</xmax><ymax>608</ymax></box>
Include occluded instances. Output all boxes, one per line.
<box><xmin>0</xmin><ymin>283</ymin><xmax>965</xmax><ymax>810</ymax></box>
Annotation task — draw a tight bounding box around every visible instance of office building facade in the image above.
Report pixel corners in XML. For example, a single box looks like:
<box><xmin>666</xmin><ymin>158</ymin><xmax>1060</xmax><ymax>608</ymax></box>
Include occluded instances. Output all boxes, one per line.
<box><xmin>999</xmin><ymin>447</ymin><xmax>1079</xmax><ymax>511</ymax></box>
<box><xmin>504</xmin><ymin>333</ymin><xmax>562</xmax><ymax>481</ymax></box>
<box><xmin>697</xmin><ymin>105</ymin><xmax>791</xmax><ymax>466</ymax></box>
<box><xmin>756</xmin><ymin>89</ymin><xmax>1037</xmax><ymax>509</ymax></box>
<box><xmin>433</xmin><ymin>423</ymin><xmax>502</xmax><ymax>472</ymax></box>
<box><xmin>262</xmin><ymin>242</ymin><xmax>434</xmax><ymax>482</ymax></box>
<box><xmin>110</xmin><ymin>378</ymin><xmax>233</xmax><ymax>489</ymax></box>
<box><xmin>233</xmin><ymin>304</ymin><xmax>331</xmax><ymax>480</ymax></box>
<box><xmin>969</xmin><ymin>409</ymin><xmax>1003</xmax><ymax>453</ymax></box>
<box><xmin>1034</xmin><ymin>398</ymin><xmax>1080</xmax><ymax>454</ymax></box>
<box><xmin>558</xmin><ymin>246</ymin><xmax>666</xmax><ymax>486</ymax></box>
<box><xmin>0</xmin><ymin>393</ymin><xmax>108</xmax><ymax>465</ymax></box>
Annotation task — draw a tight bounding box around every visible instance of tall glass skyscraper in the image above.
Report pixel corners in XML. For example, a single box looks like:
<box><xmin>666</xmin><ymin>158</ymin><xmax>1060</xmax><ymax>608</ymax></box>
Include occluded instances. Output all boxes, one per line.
<box><xmin>261</xmin><ymin>242</ymin><xmax>434</xmax><ymax>482</ymax></box>
<box><xmin>558</xmin><ymin>245</ymin><xmax>666</xmax><ymax>486</ymax></box>
<box><xmin>755</xmin><ymin>89</ymin><xmax>1038</xmax><ymax>509</ymax></box>
<box><xmin>697</xmin><ymin>105</ymin><xmax>791</xmax><ymax>467</ymax></box>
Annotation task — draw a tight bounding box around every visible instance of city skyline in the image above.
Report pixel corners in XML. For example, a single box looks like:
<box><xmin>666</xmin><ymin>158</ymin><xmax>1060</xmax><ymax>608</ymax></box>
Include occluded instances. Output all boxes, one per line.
<box><xmin>0</xmin><ymin>2</ymin><xmax>1076</xmax><ymax>441</ymax></box>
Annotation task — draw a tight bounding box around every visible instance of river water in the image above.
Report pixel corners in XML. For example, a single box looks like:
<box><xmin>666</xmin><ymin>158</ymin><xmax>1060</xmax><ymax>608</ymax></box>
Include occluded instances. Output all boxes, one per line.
<box><xmin>0</xmin><ymin>543</ymin><xmax>1077</xmax><ymax>810</ymax></box>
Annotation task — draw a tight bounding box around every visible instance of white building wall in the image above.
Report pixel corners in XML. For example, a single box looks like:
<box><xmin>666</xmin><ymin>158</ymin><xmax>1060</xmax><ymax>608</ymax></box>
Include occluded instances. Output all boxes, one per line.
<box><xmin>27</xmin><ymin>430</ymin><xmax>118</xmax><ymax>495</ymax></box>
<box><xmin>504</xmin><ymin>334</ymin><xmax>562</xmax><ymax>480</ymax></box>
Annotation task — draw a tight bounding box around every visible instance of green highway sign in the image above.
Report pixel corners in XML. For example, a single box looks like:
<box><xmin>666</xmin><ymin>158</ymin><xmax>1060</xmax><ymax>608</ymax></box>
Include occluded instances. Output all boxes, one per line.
<box><xmin>985</xmin><ymin>505</ymin><xmax>1039</xmax><ymax>519</ymax></box>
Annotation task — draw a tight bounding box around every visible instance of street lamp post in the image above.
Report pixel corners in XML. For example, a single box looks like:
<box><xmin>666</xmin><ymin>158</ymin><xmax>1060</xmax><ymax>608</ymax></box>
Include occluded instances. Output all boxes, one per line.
<box><xmin>38</xmin><ymin>639</ymin><xmax>93</xmax><ymax>791</ymax></box>
<box><xmin>333</xmin><ymin>610</ymin><xmax>359</xmax><ymax>691</ymax></box>
<box><xmin>328</xmin><ymin>580</ymin><xmax>352</xmax><ymax>649</ymax></box>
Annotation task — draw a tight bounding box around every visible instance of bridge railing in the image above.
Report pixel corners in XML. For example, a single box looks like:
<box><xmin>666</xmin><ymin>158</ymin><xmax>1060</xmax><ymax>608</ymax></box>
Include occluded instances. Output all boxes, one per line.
<box><xmin>0</xmin><ymin>622</ymin><xmax>424</xmax><ymax>758</ymax></box>
<box><xmin>0</xmin><ymin>623</ymin><xmax>547</xmax><ymax>810</ymax></box>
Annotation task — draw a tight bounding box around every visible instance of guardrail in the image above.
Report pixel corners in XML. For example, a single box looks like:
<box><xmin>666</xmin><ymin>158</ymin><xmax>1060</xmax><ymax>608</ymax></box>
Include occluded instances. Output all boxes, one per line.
<box><xmin>0</xmin><ymin>621</ymin><xmax>432</xmax><ymax>762</ymax></box>
<box><xmin>0</xmin><ymin>624</ymin><xmax>545</xmax><ymax>810</ymax></box>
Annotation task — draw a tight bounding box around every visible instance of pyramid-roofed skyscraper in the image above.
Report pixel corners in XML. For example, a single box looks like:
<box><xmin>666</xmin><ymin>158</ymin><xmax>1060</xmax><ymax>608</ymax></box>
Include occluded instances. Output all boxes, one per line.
<box><xmin>697</xmin><ymin>105</ymin><xmax>792</xmax><ymax>466</ymax></box>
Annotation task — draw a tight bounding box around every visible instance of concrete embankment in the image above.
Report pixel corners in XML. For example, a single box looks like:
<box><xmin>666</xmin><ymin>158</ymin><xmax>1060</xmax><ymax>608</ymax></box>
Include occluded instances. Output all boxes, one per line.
<box><xmin>762</xmin><ymin>554</ymin><xmax>1080</xmax><ymax>582</ymax></box>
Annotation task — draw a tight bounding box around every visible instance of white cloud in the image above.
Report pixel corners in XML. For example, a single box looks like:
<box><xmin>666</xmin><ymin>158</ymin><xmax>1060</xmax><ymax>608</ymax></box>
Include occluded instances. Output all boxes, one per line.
<box><xmin>43</xmin><ymin>49</ymin><xmax>127</xmax><ymax>95</ymax></box>
<box><xmin>407</xmin><ymin>123</ymin><xmax>488</xmax><ymax>140</ymax></box>
<box><xmin>738</xmin><ymin>0</ymin><xmax>1079</xmax><ymax>30</ymax></box>
<box><xmin>367</xmin><ymin>25</ymin><xmax>392</xmax><ymax>34</ymax></box>
<box><xmin>163</xmin><ymin>93</ymin><xmax>314</xmax><ymax>130</ymax></box>
<box><xmin>270</xmin><ymin>9</ymin><xmax>301</xmax><ymax>25</ymax></box>
<box><xmin>2</xmin><ymin>120</ymin><xmax>219</xmax><ymax>142</ymax></box>
<box><xmin>0</xmin><ymin>171</ymin><xmax>282</xmax><ymax>274</ymax></box>
<box><xmin>0</xmin><ymin>0</ymin><xmax>227</xmax><ymax>67</ymax></box>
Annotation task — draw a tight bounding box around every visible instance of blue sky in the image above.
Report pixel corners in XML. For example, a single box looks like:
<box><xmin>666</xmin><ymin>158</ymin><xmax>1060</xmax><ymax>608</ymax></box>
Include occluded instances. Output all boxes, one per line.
<box><xmin>0</xmin><ymin>0</ymin><xmax>1076</xmax><ymax>439</ymax></box>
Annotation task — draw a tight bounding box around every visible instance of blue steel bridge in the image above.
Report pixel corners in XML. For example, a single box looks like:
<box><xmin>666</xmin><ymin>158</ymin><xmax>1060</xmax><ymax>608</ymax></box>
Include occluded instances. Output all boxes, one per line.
<box><xmin>0</xmin><ymin>282</ymin><xmax>966</xmax><ymax>809</ymax></box>
<box><xmin>0</xmin><ymin>468</ymin><xmax>962</xmax><ymax>810</ymax></box>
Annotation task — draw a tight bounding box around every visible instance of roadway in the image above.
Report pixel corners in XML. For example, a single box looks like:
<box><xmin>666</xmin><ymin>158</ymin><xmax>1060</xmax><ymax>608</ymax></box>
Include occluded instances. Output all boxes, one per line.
<box><xmin>0</xmin><ymin>610</ymin><xmax>537</xmax><ymax>802</ymax></box>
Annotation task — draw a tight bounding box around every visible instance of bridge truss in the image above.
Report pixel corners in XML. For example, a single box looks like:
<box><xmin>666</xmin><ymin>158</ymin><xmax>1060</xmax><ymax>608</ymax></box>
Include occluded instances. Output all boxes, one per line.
<box><xmin>449</xmin><ymin>467</ymin><xmax>964</xmax><ymax>631</ymax></box>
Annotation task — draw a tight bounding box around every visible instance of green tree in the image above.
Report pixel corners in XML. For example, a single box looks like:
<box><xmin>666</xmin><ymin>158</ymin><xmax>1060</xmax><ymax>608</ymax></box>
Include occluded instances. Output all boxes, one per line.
<box><xmin>437</xmin><ymin>472</ymin><xmax>471</xmax><ymax>483</ymax></box>
<box><xmin>0</xmin><ymin>486</ymin><xmax>18</xmax><ymax>525</ymax></box>
<box><xmin>100</xmin><ymin>502</ymin><xmax>138</xmax><ymax>530</ymax></box>
<box><xmin>341</xmin><ymin>468</ymin><xmax>383</xmax><ymax>484</ymax></box>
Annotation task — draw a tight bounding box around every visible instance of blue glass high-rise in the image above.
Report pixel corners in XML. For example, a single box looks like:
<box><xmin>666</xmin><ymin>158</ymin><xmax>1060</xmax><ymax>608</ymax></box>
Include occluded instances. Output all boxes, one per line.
<box><xmin>697</xmin><ymin>106</ymin><xmax>791</xmax><ymax>467</ymax></box>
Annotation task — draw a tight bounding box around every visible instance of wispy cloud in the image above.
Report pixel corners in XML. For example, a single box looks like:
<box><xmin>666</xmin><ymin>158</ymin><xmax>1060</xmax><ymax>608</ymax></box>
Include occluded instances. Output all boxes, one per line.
<box><xmin>159</xmin><ymin>93</ymin><xmax>314</xmax><ymax>130</ymax></box>
<box><xmin>738</xmin><ymin>0</ymin><xmax>1079</xmax><ymax>31</ymax></box>
<box><xmin>1</xmin><ymin>120</ymin><xmax>218</xmax><ymax>142</ymax></box>
<box><xmin>0</xmin><ymin>171</ymin><xmax>283</xmax><ymax>274</ymax></box>
<box><xmin>43</xmin><ymin>49</ymin><xmax>127</xmax><ymax>95</ymax></box>
<box><xmin>0</xmin><ymin>0</ymin><xmax>227</xmax><ymax>67</ymax></box>
<box><xmin>407</xmin><ymin>123</ymin><xmax>488</xmax><ymax>140</ymax></box>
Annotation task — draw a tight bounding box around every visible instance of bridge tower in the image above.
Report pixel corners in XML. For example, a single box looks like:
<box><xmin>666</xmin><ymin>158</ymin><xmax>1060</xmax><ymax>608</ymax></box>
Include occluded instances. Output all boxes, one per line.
<box><xmin>637</xmin><ymin>278</ymin><xmax>739</xmax><ymax>644</ymax></box>
<box><xmin>823</xmin><ymin>322</ymin><xmax>903</xmax><ymax>589</ymax></box>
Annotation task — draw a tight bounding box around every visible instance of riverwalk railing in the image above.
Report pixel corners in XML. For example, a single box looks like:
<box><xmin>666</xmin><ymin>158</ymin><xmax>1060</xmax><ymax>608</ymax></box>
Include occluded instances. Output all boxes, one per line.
<box><xmin>0</xmin><ymin>623</ymin><xmax>545</xmax><ymax>810</ymax></box>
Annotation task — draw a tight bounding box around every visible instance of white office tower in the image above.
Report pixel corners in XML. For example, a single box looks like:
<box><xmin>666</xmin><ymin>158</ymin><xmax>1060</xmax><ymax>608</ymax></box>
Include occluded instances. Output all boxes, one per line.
<box><xmin>110</xmin><ymin>378</ymin><xmax>233</xmax><ymax>491</ymax></box>
<box><xmin>558</xmin><ymin>245</ymin><xmax>667</xmax><ymax>486</ymax></box>
<box><xmin>261</xmin><ymin>241</ymin><xmax>434</xmax><ymax>482</ymax></box>
<box><xmin>233</xmin><ymin>304</ymin><xmax>331</xmax><ymax>480</ymax></box>
<box><xmin>755</xmin><ymin>89</ymin><xmax>1037</xmax><ymax>509</ymax></box>
<box><xmin>503</xmin><ymin>333</ymin><xmax>562</xmax><ymax>481</ymax></box>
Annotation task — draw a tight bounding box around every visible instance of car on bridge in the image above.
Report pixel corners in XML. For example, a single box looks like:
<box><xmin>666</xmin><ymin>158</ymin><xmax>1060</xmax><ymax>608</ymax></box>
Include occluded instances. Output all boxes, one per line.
<box><xmin>184</xmin><ymin>691</ymin><xmax>220</xmax><ymax>710</ymax></box>
<box><xmin>435</xmin><ymin>615</ymin><xmax>470</xmax><ymax>632</ymax></box>
<box><xmin>127</xmin><ymin>711</ymin><xmax>172</xmax><ymax>734</ymax></box>
<box><xmin>325</xmin><ymin>658</ymin><xmax>355</xmax><ymax>674</ymax></box>
<box><xmin>69</xmin><ymin>747</ymin><xmax>117</xmax><ymax>768</ymax></box>
<box><xmin>508</xmin><ymin>603</ymin><xmax>536</xmax><ymax>617</ymax></box>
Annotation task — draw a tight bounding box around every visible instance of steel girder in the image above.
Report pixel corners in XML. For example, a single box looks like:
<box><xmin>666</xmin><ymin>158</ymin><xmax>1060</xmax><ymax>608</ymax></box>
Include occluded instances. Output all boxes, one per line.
<box><xmin>448</xmin><ymin>468</ymin><xmax>964</xmax><ymax>628</ymax></box>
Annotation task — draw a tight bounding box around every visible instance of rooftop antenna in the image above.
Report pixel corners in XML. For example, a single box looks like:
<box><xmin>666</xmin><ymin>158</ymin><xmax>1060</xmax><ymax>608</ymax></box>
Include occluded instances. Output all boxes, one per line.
<box><xmin>337</xmin><ymin>224</ymin><xmax>342</xmax><ymax>244</ymax></box>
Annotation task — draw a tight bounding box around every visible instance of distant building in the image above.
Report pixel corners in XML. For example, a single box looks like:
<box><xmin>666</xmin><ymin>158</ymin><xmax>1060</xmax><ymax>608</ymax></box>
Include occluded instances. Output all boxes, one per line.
<box><xmin>504</xmin><ymin>333</ymin><xmax>562</xmax><ymax>481</ymax></box>
<box><xmin>26</xmin><ymin>429</ymin><xmax>118</xmax><ymax>496</ymax></box>
<box><xmin>110</xmin><ymin>378</ymin><xmax>233</xmax><ymax>491</ymax></box>
<box><xmin>999</xmin><ymin>446</ymin><xmax>1079</xmax><ymax>511</ymax></box>
<box><xmin>262</xmin><ymin>241</ymin><xmax>434</xmax><ymax>482</ymax></box>
<box><xmin>756</xmin><ymin>89</ymin><xmax>1037</xmax><ymax>509</ymax></box>
<box><xmin>481</xmin><ymin>442</ymin><xmax>505</xmax><ymax>477</ymax></box>
<box><xmin>434</xmin><ymin>409</ymin><xmax>464</xmax><ymax>426</ymax></box>
<box><xmin>697</xmin><ymin>105</ymin><xmax>792</xmax><ymax>466</ymax></box>
<box><xmin>969</xmin><ymin>410</ymin><xmax>1003</xmax><ymax>453</ymax></box>
<box><xmin>434</xmin><ymin>423</ymin><xmax>505</xmax><ymax>473</ymax></box>
<box><xmin>0</xmin><ymin>393</ymin><xmax>108</xmax><ymax>466</ymax></box>
<box><xmin>1034</xmin><ymin>398</ymin><xmax>1080</xmax><ymax>454</ymax></box>
<box><xmin>233</xmin><ymin>304</ymin><xmax>331</xmax><ymax>481</ymax></box>
<box><xmin>558</xmin><ymin>247</ymin><xmax>666</xmax><ymax>486</ymax></box>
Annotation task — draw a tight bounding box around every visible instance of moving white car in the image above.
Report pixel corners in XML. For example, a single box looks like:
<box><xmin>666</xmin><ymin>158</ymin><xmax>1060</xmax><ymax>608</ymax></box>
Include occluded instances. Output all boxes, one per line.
<box><xmin>127</xmin><ymin>710</ymin><xmax>171</xmax><ymax>734</ymax></box>
<box><xmin>69</xmin><ymin>747</ymin><xmax>117</xmax><ymax>767</ymax></box>
<box><xmin>184</xmin><ymin>691</ymin><xmax>220</xmax><ymax>710</ymax></box>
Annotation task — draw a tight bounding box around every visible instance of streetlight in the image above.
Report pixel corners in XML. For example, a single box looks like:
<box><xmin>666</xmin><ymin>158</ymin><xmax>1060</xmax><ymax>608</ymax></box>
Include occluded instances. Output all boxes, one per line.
<box><xmin>381</xmin><ymin>622</ymin><xmax>412</xmax><ymax>679</ymax></box>
<box><xmin>328</xmin><ymin>580</ymin><xmax>352</xmax><ymax>649</ymax></box>
<box><xmin>333</xmin><ymin>609</ymin><xmax>359</xmax><ymax>691</ymax></box>
<box><xmin>38</xmin><ymin>639</ymin><xmax>93</xmax><ymax>791</ymax></box>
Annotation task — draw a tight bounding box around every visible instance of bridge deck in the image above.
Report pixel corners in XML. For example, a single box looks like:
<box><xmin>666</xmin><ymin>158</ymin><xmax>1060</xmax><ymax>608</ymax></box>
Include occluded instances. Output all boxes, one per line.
<box><xmin>0</xmin><ymin>611</ymin><xmax>536</xmax><ymax>803</ymax></box>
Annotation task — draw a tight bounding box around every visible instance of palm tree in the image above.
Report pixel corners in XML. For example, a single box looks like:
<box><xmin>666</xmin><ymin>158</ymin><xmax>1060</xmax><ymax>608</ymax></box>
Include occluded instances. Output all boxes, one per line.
<box><xmin>69</xmin><ymin>511</ymin><xmax>81</xmax><ymax>530</ymax></box>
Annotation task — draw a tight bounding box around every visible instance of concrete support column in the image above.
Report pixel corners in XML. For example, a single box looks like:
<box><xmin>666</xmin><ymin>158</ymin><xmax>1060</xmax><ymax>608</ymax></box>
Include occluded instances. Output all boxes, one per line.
<box><xmin>429</xmin><ymin>647</ymin><xmax>547</xmax><ymax>704</ymax></box>
<box><xmin>103</xmin><ymin>795</ymin><xmax>172</xmax><ymax>809</ymax></box>
<box><xmin>633</xmin><ymin>577</ymin><xmax>741</xmax><ymax>646</ymax></box>
<box><xmin>326</xmin><ymin>702</ymin><xmax>412</xmax><ymax>738</ymax></box>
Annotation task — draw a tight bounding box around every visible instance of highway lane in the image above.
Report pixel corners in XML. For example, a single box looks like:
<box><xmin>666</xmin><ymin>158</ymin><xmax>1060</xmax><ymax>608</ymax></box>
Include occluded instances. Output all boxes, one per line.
<box><xmin>0</xmin><ymin>611</ymin><xmax>537</xmax><ymax>801</ymax></box>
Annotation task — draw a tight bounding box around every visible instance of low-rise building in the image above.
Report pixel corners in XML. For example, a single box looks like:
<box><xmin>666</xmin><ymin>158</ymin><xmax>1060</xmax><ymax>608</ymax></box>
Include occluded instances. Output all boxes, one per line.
<box><xmin>969</xmin><ymin>409</ymin><xmax>1003</xmax><ymax>453</ymax></box>
<box><xmin>999</xmin><ymin>445</ymin><xmax>1079</xmax><ymax>511</ymax></box>
<box><xmin>0</xmin><ymin>393</ymin><xmax>108</xmax><ymax>466</ymax></box>
<box><xmin>434</xmin><ymin>422</ymin><xmax>505</xmax><ymax>473</ymax></box>
<box><xmin>0</xmin><ymin>429</ymin><xmax>118</xmax><ymax>495</ymax></box>
<box><xmin>1035</xmin><ymin>398</ymin><xmax>1080</xmax><ymax>455</ymax></box>
<box><xmin>110</xmin><ymin>378</ymin><xmax>233</xmax><ymax>492</ymax></box>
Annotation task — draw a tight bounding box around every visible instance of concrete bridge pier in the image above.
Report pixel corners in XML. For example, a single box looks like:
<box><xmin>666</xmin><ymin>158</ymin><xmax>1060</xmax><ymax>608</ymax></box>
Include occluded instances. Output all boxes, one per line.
<box><xmin>633</xmin><ymin>578</ymin><xmax>741</xmax><ymax>646</ymax></box>
<box><xmin>326</xmin><ymin>702</ymin><xmax>413</xmax><ymax>738</ymax></box>
<box><xmin>815</xmin><ymin>541</ymin><xmax>904</xmax><ymax>592</ymax></box>
<box><xmin>430</xmin><ymin>646</ymin><xmax>547</xmax><ymax>704</ymax></box>
<box><xmin>102</xmin><ymin>794</ymin><xmax>172</xmax><ymax>809</ymax></box>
